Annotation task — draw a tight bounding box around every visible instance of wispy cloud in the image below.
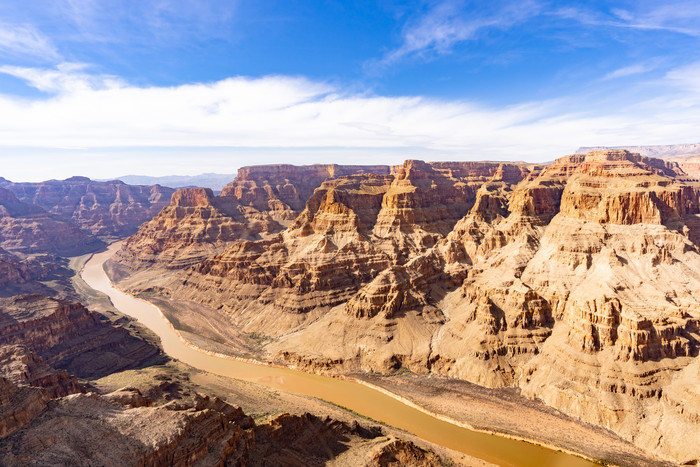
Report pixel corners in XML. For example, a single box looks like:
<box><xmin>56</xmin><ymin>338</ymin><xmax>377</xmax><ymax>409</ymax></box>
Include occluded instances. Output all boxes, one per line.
<box><xmin>0</xmin><ymin>23</ymin><xmax>60</xmax><ymax>62</ymax></box>
<box><xmin>54</xmin><ymin>0</ymin><xmax>240</xmax><ymax>45</ymax></box>
<box><xmin>554</xmin><ymin>2</ymin><xmax>700</xmax><ymax>37</ymax></box>
<box><xmin>0</xmin><ymin>62</ymin><xmax>124</xmax><ymax>93</ymax></box>
<box><xmin>611</xmin><ymin>2</ymin><xmax>700</xmax><ymax>36</ymax></box>
<box><xmin>602</xmin><ymin>59</ymin><xmax>662</xmax><ymax>80</ymax></box>
<box><xmin>375</xmin><ymin>0</ymin><xmax>542</xmax><ymax>67</ymax></box>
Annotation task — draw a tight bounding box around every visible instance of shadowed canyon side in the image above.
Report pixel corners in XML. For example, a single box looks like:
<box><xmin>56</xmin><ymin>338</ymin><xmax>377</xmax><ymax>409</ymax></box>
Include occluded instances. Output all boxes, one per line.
<box><xmin>112</xmin><ymin>151</ymin><xmax>700</xmax><ymax>465</ymax></box>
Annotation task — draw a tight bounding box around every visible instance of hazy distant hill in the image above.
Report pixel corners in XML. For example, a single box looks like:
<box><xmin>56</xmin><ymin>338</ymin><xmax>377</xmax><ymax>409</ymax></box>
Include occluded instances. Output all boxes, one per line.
<box><xmin>108</xmin><ymin>173</ymin><xmax>237</xmax><ymax>192</ymax></box>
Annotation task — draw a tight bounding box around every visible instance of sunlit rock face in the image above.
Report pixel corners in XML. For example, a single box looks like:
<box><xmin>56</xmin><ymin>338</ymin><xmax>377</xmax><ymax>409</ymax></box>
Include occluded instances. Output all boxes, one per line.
<box><xmin>115</xmin><ymin>152</ymin><xmax>700</xmax><ymax>464</ymax></box>
<box><xmin>115</xmin><ymin>164</ymin><xmax>392</xmax><ymax>271</ymax></box>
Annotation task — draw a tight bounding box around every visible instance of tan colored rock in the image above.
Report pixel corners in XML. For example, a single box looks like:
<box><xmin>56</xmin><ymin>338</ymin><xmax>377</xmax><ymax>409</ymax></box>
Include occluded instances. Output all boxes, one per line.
<box><xmin>113</xmin><ymin>151</ymin><xmax>700</xmax><ymax>464</ymax></box>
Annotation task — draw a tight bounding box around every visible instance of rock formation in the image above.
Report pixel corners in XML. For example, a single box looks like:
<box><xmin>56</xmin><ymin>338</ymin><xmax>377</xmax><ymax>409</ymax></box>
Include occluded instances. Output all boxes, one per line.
<box><xmin>0</xmin><ymin>377</ymin><xmax>49</xmax><ymax>439</ymax></box>
<box><xmin>0</xmin><ymin>295</ymin><xmax>163</xmax><ymax>378</ymax></box>
<box><xmin>0</xmin><ymin>176</ymin><xmax>175</xmax><ymax>239</ymax></box>
<box><xmin>114</xmin><ymin>163</ymin><xmax>391</xmax><ymax>272</ymax></box>
<box><xmin>0</xmin><ymin>187</ymin><xmax>101</xmax><ymax>256</ymax></box>
<box><xmin>112</xmin><ymin>150</ymin><xmax>700</xmax><ymax>464</ymax></box>
<box><xmin>0</xmin><ymin>248</ymin><xmax>31</xmax><ymax>288</ymax></box>
<box><xmin>0</xmin><ymin>387</ymin><xmax>440</xmax><ymax>466</ymax></box>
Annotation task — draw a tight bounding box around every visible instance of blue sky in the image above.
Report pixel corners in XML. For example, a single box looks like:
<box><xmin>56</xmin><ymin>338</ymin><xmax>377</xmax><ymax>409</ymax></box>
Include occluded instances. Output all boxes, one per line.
<box><xmin>1</xmin><ymin>0</ymin><xmax>700</xmax><ymax>181</ymax></box>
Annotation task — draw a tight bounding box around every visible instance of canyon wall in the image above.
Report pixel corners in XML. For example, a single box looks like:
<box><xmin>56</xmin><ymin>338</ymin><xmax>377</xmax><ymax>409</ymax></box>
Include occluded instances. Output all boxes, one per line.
<box><xmin>0</xmin><ymin>177</ymin><xmax>175</xmax><ymax>239</ymax></box>
<box><xmin>114</xmin><ymin>151</ymin><xmax>700</xmax><ymax>464</ymax></box>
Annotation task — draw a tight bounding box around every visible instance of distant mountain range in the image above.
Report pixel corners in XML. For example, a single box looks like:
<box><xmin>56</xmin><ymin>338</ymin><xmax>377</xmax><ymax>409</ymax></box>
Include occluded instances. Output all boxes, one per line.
<box><xmin>103</xmin><ymin>173</ymin><xmax>237</xmax><ymax>192</ymax></box>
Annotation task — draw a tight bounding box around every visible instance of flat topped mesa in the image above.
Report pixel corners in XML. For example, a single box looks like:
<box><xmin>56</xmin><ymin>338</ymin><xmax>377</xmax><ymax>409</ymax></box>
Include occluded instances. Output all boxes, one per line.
<box><xmin>580</xmin><ymin>149</ymin><xmax>684</xmax><ymax>176</ymax></box>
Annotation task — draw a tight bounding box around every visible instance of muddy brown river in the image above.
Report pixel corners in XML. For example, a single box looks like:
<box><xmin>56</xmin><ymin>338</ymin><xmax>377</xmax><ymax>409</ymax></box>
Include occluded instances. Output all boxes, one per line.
<box><xmin>82</xmin><ymin>244</ymin><xmax>593</xmax><ymax>467</ymax></box>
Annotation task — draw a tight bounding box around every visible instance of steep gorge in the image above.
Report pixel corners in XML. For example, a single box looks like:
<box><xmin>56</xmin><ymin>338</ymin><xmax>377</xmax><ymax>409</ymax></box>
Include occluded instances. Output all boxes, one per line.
<box><xmin>113</xmin><ymin>151</ymin><xmax>700</xmax><ymax>464</ymax></box>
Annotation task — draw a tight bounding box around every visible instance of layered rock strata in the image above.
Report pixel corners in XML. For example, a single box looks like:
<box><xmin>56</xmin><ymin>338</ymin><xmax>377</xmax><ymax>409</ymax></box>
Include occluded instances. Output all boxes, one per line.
<box><xmin>0</xmin><ymin>187</ymin><xmax>101</xmax><ymax>255</ymax></box>
<box><xmin>0</xmin><ymin>176</ymin><xmax>174</xmax><ymax>239</ymax></box>
<box><xmin>114</xmin><ymin>151</ymin><xmax>700</xmax><ymax>463</ymax></box>
<box><xmin>115</xmin><ymin>164</ymin><xmax>392</xmax><ymax>271</ymax></box>
<box><xmin>0</xmin><ymin>377</ymin><xmax>49</xmax><ymax>439</ymax></box>
<box><xmin>0</xmin><ymin>294</ymin><xmax>162</xmax><ymax>378</ymax></box>
<box><xmin>0</xmin><ymin>388</ymin><xmax>440</xmax><ymax>466</ymax></box>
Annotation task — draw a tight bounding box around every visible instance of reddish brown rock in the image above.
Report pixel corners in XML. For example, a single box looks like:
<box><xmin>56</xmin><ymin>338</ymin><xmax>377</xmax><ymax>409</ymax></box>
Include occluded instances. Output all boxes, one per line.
<box><xmin>0</xmin><ymin>187</ymin><xmax>101</xmax><ymax>255</ymax></box>
<box><xmin>0</xmin><ymin>345</ymin><xmax>83</xmax><ymax>398</ymax></box>
<box><xmin>0</xmin><ymin>377</ymin><xmax>49</xmax><ymax>439</ymax></box>
<box><xmin>0</xmin><ymin>177</ymin><xmax>175</xmax><ymax>239</ymax></box>
<box><xmin>0</xmin><ymin>295</ymin><xmax>162</xmax><ymax>378</ymax></box>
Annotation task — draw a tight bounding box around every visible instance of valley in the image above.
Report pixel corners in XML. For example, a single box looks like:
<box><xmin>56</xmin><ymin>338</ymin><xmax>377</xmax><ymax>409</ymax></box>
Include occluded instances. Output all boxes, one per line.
<box><xmin>109</xmin><ymin>149</ymin><xmax>700</xmax><ymax>465</ymax></box>
<box><xmin>2</xmin><ymin>149</ymin><xmax>699</xmax><ymax>466</ymax></box>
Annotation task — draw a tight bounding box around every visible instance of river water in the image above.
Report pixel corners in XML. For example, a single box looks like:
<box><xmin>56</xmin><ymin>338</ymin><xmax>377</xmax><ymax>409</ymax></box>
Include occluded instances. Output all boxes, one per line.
<box><xmin>81</xmin><ymin>243</ymin><xmax>592</xmax><ymax>467</ymax></box>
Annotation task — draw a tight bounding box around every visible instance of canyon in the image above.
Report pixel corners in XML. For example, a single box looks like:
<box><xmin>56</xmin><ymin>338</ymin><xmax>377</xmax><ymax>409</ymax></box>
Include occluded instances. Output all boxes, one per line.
<box><xmin>3</xmin><ymin>150</ymin><xmax>700</xmax><ymax>465</ymax></box>
<box><xmin>0</xmin><ymin>295</ymin><xmax>445</xmax><ymax>466</ymax></box>
<box><xmin>109</xmin><ymin>150</ymin><xmax>700</xmax><ymax>465</ymax></box>
<box><xmin>0</xmin><ymin>175</ymin><xmax>457</xmax><ymax>466</ymax></box>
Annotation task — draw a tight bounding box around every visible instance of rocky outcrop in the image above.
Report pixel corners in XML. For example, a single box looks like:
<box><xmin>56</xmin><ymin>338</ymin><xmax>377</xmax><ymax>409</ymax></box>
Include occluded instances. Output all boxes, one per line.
<box><xmin>115</xmin><ymin>187</ymin><xmax>269</xmax><ymax>269</ymax></box>
<box><xmin>0</xmin><ymin>295</ymin><xmax>162</xmax><ymax>378</ymax></box>
<box><xmin>115</xmin><ymin>165</ymin><xmax>391</xmax><ymax>272</ymax></box>
<box><xmin>0</xmin><ymin>388</ymin><xmax>439</xmax><ymax>466</ymax></box>
<box><xmin>221</xmin><ymin>163</ymin><xmax>391</xmax><ymax>222</ymax></box>
<box><xmin>114</xmin><ymin>151</ymin><xmax>700</xmax><ymax>464</ymax></box>
<box><xmin>0</xmin><ymin>176</ymin><xmax>174</xmax><ymax>239</ymax></box>
<box><xmin>0</xmin><ymin>377</ymin><xmax>49</xmax><ymax>439</ymax></box>
<box><xmin>371</xmin><ymin>439</ymin><xmax>442</xmax><ymax>466</ymax></box>
<box><xmin>0</xmin><ymin>249</ymin><xmax>31</xmax><ymax>287</ymax></box>
<box><xmin>0</xmin><ymin>344</ymin><xmax>83</xmax><ymax>397</ymax></box>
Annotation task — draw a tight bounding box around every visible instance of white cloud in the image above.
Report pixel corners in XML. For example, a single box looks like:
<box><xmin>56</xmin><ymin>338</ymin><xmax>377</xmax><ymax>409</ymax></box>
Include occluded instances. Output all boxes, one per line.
<box><xmin>0</xmin><ymin>62</ymin><xmax>124</xmax><ymax>93</ymax></box>
<box><xmin>664</xmin><ymin>61</ymin><xmax>700</xmax><ymax>91</ymax></box>
<box><xmin>0</xmin><ymin>23</ymin><xmax>60</xmax><ymax>61</ymax></box>
<box><xmin>0</xmin><ymin>62</ymin><xmax>699</xmax><ymax>181</ymax></box>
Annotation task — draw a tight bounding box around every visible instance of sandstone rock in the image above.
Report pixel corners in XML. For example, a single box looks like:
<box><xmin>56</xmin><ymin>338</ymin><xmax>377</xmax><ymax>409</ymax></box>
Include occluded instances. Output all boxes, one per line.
<box><xmin>113</xmin><ymin>151</ymin><xmax>700</xmax><ymax>463</ymax></box>
<box><xmin>0</xmin><ymin>377</ymin><xmax>48</xmax><ymax>439</ymax></box>
<box><xmin>0</xmin><ymin>187</ymin><xmax>102</xmax><ymax>255</ymax></box>
<box><xmin>116</xmin><ymin>164</ymin><xmax>392</xmax><ymax>274</ymax></box>
<box><xmin>0</xmin><ymin>249</ymin><xmax>31</xmax><ymax>287</ymax></box>
<box><xmin>0</xmin><ymin>344</ymin><xmax>84</xmax><ymax>397</ymax></box>
<box><xmin>0</xmin><ymin>388</ymin><xmax>439</xmax><ymax>466</ymax></box>
<box><xmin>0</xmin><ymin>294</ymin><xmax>163</xmax><ymax>378</ymax></box>
<box><xmin>0</xmin><ymin>177</ymin><xmax>175</xmax><ymax>239</ymax></box>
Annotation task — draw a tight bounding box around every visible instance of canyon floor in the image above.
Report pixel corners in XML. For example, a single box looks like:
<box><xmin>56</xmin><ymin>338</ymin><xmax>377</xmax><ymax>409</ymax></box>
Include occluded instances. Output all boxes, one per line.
<box><xmin>0</xmin><ymin>250</ymin><xmax>462</xmax><ymax>466</ymax></box>
<box><xmin>130</xmin><ymin>288</ymin><xmax>670</xmax><ymax>467</ymax></box>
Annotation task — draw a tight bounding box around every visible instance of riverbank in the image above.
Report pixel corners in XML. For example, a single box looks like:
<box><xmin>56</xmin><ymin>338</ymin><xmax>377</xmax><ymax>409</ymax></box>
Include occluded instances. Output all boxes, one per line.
<box><xmin>128</xmin><ymin>291</ymin><xmax>669</xmax><ymax>467</ymax></box>
<box><xmin>84</xmin><ymin>243</ymin><xmax>598</xmax><ymax>467</ymax></box>
<box><xmin>355</xmin><ymin>373</ymin><xmax>671</xmax><ymax>467</ymax></box>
